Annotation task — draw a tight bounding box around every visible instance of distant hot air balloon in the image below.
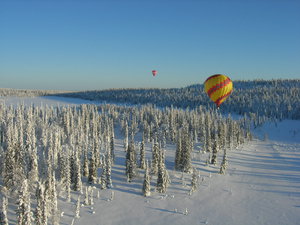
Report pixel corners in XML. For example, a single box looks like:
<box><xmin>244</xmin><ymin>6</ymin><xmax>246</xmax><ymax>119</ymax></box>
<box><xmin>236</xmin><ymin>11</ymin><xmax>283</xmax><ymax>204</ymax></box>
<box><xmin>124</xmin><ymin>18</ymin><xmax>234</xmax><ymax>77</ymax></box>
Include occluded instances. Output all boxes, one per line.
<box><xmin>152</xmin><ymin>70</ymin><xmax>157</xmax><ymax>77</ymax></box>
<box><xmin>204</xmin><ymin>74</ymin><xmax>233</xmax><ymax>108</ymax></box>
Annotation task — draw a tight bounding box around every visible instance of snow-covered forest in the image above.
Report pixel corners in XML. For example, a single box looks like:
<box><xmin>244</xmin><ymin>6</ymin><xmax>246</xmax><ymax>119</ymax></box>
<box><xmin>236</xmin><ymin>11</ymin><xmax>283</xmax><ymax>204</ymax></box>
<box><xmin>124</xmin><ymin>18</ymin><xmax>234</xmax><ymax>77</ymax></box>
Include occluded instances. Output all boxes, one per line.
<box><xmin>0</xmin><ymin>100</ymin><xmax>251</xmax><ymax>224</ymax></box>
<box><xmin>0</xmin><ymin>89</ymin><xmax>70</xmax><ymax>98</ymax></box>
<box><xmin>54</xmin><ymin>79</ymin><xmax>300</xmax><ymax>119</ymax></box>
<box><xmin>2</xmin><ymin>79</ymin><xmax>299</xmax><ymax>120</ymax></box>
<box><xmin>0</xmin><ymin>79</ymin><xmax>299</xmax><ymax>225</ymax></box>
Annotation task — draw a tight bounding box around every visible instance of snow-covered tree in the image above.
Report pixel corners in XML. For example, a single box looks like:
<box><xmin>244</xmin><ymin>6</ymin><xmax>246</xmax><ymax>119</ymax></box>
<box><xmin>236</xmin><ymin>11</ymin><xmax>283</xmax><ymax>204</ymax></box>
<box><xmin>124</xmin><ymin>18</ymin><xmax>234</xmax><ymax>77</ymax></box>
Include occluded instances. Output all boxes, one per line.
<box><xmin>75</xmin><ymin>196</ymin><xmax>81</xmax><ymax>218</ymax></box>
<box><xmin>190</xmin><ymin>168</ymin><xmax>198</xmax><ymax>193</ymax></box>
<box><xmin>83</xmin><ymin>148</ymin><xmax>89</xmax><ymax>177</ymax></box>
<box><xmin>106</xmin><ymin>147</ymin><xmax>113</xmax><ymax>188</ymax></box>
<box><xmin>126</xmin><ymin>139</ymin><xmax>137</xmax><ymax>182</ymax></box>
<box><xmin>27</xmin><ymin>146</ymin><xmax>38</xmax><ymax>184</ymax></box>
<box><xmin>100</xmin><ymin>155</ymin><xmax>107</xmax><ymax>190</ymax></box>
<box><xmin>0</xmin><ymin>196</ymin><xmax>9</xmax><ymax>225</ymax></box>
<box><xmin>44</xmin><ymin>173</ymin><xmax>59</xmax><ymax>225</ymax></box>
<box><xmin>3</xmin><ymin>131</ymin><xmax>15</xmax><ymax>189</ymax></box>
<box><xmin>139</xmin><ymin>138</ymin><xmax>146</xmax><ymax>169</ymax></box>
<box><xmin>73</xmin><ymin>150</ymin><xmax>82</xmax><ymax>192</ymax></box>
<box><xmin>151</xmin><ymin>139</ymin><xmax>159</xmax><ymax>175</ymax></box>
<box><xmin>204</xmin><ymin>113</ymin><xmax>212</xmax><ymax>153</ymax></box>
<box><xmin>180</xmin><ymin>125</ymin><xmax>193</xmax><ymax>173</ymax></box>
<box><xmin>142</xmin><ymin>160</ymin><xmax>151</xmax><ymax>197</ymax></box>
<box><xmin>211</xmin><ymin>134</ymin><xmax>219</xmax><ymax>165</ymax></box>
<box><xmin>174</xmin><ymin>130</ymin><xmax>182</xmax><ymax>170</ymax></box>
<box><xmin>60</xmin><ymin>151</ymin><xmax>71</xmax><ymax>201</ymax></box>
<box><xmin>89</xmin><ymin>188</ymin><xmax>94</xmax><ymax>205</ymax></box>
<box><xmin>219</xmin><ymin>148</ymin><xmax>228</xmax><ymax>175</ymax></box>
<box><xmin>88</xmin><ymin>150</ymin><xmax>97</xmax><ymax>184</ymax></box>
<box><xmin>110</xmin><ymin>121</ymin><xmax>115</xmax><ymax>162</ymax></box>
<box><xmin>35</xmin><ymin>182</ymin><xmax>45</xmax><ymax>225</ymax></box>
<box><xmin>84</xmin><ymin>186</ymin><xmax>89</xmax><ymax>205</ymax></box>
<box><xmin>156</xmin><ymin>150</ymin><xmax>170</xmax><ymax>193</ymax></box>
<box><xmin>16</xmin><ymin>179</ymin><xmax>33</xmax><ymax>225</ymax></box>
<box><xmin>123</xmin><ymin>120</ymin><xmax>129</xmax><ymax>151</ymax></box>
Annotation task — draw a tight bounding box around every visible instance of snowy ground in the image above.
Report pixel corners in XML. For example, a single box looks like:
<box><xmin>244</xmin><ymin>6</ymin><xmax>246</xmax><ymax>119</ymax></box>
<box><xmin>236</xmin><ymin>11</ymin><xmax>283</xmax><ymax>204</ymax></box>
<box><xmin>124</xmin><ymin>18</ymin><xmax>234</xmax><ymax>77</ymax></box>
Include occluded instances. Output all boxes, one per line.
<box><xmin>70</xmin><ymin>130</ymin><xmax>300</xmax><ymax>225</ymax></box>
<box><xmin>0</xmin><ymin>96</ymin><xmax>99</xmax><ymax>107</ymax></box>
<box><xmin>2</xmin><ymin>97</ymin><xmax>300</xmax><ymax>225</ymax></box>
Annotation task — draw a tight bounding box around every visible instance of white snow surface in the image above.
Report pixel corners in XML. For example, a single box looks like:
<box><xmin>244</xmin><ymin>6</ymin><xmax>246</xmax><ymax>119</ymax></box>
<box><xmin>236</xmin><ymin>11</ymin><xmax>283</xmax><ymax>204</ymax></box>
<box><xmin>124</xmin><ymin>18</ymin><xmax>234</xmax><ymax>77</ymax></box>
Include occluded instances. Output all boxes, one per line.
<box><xmin>2</xmin><ymin>96</ymin><xmax>300</xmax><ymax>225</ymax></box>
<box><xmin>0</xmin><ymin>96</ymin><xmax>99</xmax><ymax>107</ymax></box>
<box><xmin>72</xmin><ymin>138</ymin><xmax>300</xmax><ymax>225</ymax></box>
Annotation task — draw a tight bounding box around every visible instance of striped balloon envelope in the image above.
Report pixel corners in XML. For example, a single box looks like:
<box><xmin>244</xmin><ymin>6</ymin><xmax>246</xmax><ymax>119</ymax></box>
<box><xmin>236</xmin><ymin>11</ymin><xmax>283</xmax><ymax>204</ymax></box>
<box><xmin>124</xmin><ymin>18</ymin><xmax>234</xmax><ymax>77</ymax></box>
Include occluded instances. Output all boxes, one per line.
<box><xmin>204</xmin><ymin>74</ymin><xmax>233</xmax><ymax>108</ymax></box>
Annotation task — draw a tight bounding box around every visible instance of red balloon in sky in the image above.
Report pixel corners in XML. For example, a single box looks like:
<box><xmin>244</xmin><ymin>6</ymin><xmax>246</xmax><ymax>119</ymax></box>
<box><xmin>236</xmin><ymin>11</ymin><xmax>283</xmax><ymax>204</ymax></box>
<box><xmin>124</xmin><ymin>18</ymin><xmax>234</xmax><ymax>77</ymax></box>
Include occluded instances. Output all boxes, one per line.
<box><xmin>152</xmin><ymin>70</ymin><xmax>157</xmax><ymax>77</ymax></box>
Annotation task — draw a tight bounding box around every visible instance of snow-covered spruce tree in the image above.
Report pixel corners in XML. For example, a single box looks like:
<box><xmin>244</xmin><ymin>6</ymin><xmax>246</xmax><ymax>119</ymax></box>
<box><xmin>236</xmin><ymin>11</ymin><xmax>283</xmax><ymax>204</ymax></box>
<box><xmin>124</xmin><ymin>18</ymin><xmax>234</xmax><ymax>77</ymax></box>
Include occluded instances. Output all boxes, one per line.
<box><xmin>106</xmin><ymin>146</ymin><xmax>113</xmax><ymax>188</ymax></box>
<box><xmin>10</xmin><ymin>121</ymin><xmax>27</xmax><ymax>189</ymax></box>
<box><xmin>130</xmin><ymin>116</ymin><xmax>138</xmax><ymax>137</ymax></box>
<box><xmin>92</xmin><ymin>137</ymin><xmax>101</xmax><ymax>170</ymax></box>
<box><xmin>143</xmin><ymin>121</ymin><xmax>150</xmax><ymax>143</ymax></box>
<box><xmin>190</xmin><ymin>168</ymin><xmax>198</xmax><ymax>193</ymax></box>
<box><xmin>204</xmin><ymin>113</ymin><xmax>212</xmax><ymax>153</ymax></box>
<box><xmin>236</xmin><ymin>123</ymin><xmax>245</xmax><ymax>146</ymax></box>
<box><xmin>27</xmin><ymin>145</ymin><xmax>38</xmax><ymax>185</ymax></box>
<box><xmin>180</xmin><ymin>125</ymin><xmax>193</xmax><ymax>173</ymax></box>
<box><xmin>16</xmin><ymin>114</ymin><xmax>27</xmax><ymax>181</ymax></box>
<box><xmin>218</xmin><ymin>120</ymin><xmax>227</xmax><ymax>150</ymax></box>
<box><xmin>219</xmin><ymin>148</ymin><xmax>228</xmax><ymax>175</ymax></box>
<box><xmin>0</xmin><ymin>196</ymin><xmax>9</xmax><ymax>225</ymax></box>
<box><xmin>52</xmin><ymin>176</ymin><xmax>60</xmax><ymax>225</ymax></box>
<box><xmin>0</xmin><ymin>144</ymin><xmax>3</xmax><ymax>178</ymax></box>
<box><xmin>40</xmin><ymin>183</ymin><xmax>48</xmax><ymax>225</ymax></box>
<box><xmin>110</xmin><ymin>120</ymin><xmax>115</xmax><ymax>163</ymax></box>
<box><xmin>52</xmin><ymin>128</ymin><xmax>61</xmax><ymax>171</ymax></box>
<box><xmin>60</xmin><ymin>151</ymin><xmax>71</xmax><ymax>201</ymax></box>
<box><xmin>84</xmin><ymin>186</ymin><xmax>89</xmax><ymax>205</ymax></box>
<box><xmin>35</xmin><ymin>182</ymin><xmax>44</xmax><ymax>225</ymax></box>
<box><xmin>100</xmin><ymin>155</ymin><xmax>107</xmax><ymax>190</ymax></box>
<box><xmin>123</xmin><ymin>120</ymin><xmax>129</xmax><ymax>152</ymax></box>
<box><xmin>211</xmin><ymin>133</ymin><xmax>219</xmax><ymax>165</ymax></box>
<box><xmin>139</xmin><ymin>137</ymin><xmax>146</xmax><ymax>169</ymax></box>
<box><xmin>193</xmin><ymin>128</ymin><xmax>198</xmax><ymax>144</ymax></box>
<box><xmin>3</xmin><ymin>124</ymin><xmax>16</xmax><ymax>190</ymax></box>
<box><xmin>228</xmin><ymin>119</ymin><xmax>238</xmax><ymax>149</ymax></box>
<box><xmin>75</xmin><ymin>196</ymin><xmax>81</xmax><ymax>218</ymax></box>
<box><xmin>88</xmin><ymin>149</ymin><xmax>97</xmax><ymax>184</ymax></box>
<box><xmin>73</xmin><ymin>150</ymin><xmax>83</xmax><ymax>192</ymax></box>
<box><xmin>174</xmin><ymin>130</ymin><xmax>182</xmax><ymax>170</ymax></box>
<box><xmin>142</xmin><ymin>160</ymin><xmax>151</xmax><ymax>197</ymax></box>
<box><xmin>226</xmin><ymin>120</ymin><xmax>234</xmax><ymax>150</ymax></box>
<box><xmin>199</xmin><ymin>113</ymin><xmax>206</xmax><ymax>143</ymax></box>
<box><xmin>83</xmin><ymin>147</ymin><xmax>89</xmax><ymax>178</ymax></box>
<box><xmin>89</xmin><ymin>188</ymin><xmax>94</xmax><ymax>205</ymax></box>
<box><xmin>156</xmin><ymin>150</ymin><xmax>169</xmax><ymax>193</ymax></box>
<box><xmin>16</xmin><ymin>179</ymin><xmax>33</xmax><ymax>225</ymax></box>
<box><xmin>44</xmin><ymin>173</ymin><xmax>59</xmax><ymax>225</ymax></box>
<box><xmin>126</xmin><ymin>138</ymin><xmax>137</xmax><ymax>182</ymax></box>
<box><xmin>151</xmin><ymin>138</ymin><xmax>159</xmax><ymax>175</ymax></box>
<box><xmin>161</xmin><ymin>129</ymin><xmax>167</xmax><ymax>149</ymax></box>
<box><xmin>62</xmin><ymin>108</ymin><xmax>71</xmax><ymax>140</ymax></box>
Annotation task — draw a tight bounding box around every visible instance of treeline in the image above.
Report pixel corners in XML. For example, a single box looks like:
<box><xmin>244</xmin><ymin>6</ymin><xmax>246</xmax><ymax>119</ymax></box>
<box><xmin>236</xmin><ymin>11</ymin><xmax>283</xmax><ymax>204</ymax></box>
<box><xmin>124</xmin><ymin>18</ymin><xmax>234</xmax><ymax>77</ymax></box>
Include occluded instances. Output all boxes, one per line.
<box><xmin>0</xmin><ymin>103</ymin><xmax>252</xmax><ymax>224</ymax></box>
<box><xmin>0</xmin><ymin>88</ymin><xmax>70</xmax><ymax>97</ymax></box>
<box><xmin>55</xmin><ymin>79</ymin><xmax>300</xmax><ymax>120</ymax></box>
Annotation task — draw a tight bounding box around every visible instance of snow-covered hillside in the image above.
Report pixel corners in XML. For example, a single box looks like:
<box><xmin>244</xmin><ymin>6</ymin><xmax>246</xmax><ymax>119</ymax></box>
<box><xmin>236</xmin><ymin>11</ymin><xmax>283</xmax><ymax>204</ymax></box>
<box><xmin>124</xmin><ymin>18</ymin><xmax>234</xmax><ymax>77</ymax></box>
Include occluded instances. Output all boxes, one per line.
<box><xmin>0</xmin><ymin>97</ymin><xmax>299</xmax><ymax>225</ymax></box>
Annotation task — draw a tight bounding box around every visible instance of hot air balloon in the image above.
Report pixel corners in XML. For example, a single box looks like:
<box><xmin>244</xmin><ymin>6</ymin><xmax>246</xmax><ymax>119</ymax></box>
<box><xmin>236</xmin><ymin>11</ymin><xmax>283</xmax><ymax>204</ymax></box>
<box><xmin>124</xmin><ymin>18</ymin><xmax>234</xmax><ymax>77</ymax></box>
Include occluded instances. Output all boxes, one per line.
<box><xmin>152</xmin><ymin>70</ymin><xmax>157</xmax><ymax>77</ymax></box>
<box><xmin>204</xmin><ymin>74</ymin><xmax>233</xmax><ymax>108</ymax></box>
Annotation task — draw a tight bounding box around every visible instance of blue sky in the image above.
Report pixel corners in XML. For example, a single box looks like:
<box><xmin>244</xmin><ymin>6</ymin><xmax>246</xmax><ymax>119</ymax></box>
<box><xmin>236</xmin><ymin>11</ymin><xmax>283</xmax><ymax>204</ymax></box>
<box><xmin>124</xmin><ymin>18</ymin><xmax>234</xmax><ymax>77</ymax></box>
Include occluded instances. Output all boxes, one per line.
<box><xmin>0</xmin><ymin>0</ymin><xmax>299</xmax><ymax>91</ymax></box>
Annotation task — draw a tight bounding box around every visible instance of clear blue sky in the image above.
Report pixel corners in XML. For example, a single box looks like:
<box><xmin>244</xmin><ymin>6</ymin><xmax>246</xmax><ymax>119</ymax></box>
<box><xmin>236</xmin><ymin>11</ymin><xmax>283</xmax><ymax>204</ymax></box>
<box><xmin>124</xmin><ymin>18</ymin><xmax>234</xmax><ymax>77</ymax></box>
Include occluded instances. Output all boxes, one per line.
<box><xmin>0</xmin><ymin>0</ymin><xmax>299</xmax><ymax>91</ymax></box>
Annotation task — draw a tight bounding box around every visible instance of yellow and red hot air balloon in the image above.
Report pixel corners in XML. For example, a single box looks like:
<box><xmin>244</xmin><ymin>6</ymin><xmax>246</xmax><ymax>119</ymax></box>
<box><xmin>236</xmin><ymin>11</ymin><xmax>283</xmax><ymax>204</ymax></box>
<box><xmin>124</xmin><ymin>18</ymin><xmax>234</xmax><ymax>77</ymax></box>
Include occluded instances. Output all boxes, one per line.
<box><xmin>204</xmin><ymin>74</ymin><xmax>233</xmax><ymax>108</ymax></box>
